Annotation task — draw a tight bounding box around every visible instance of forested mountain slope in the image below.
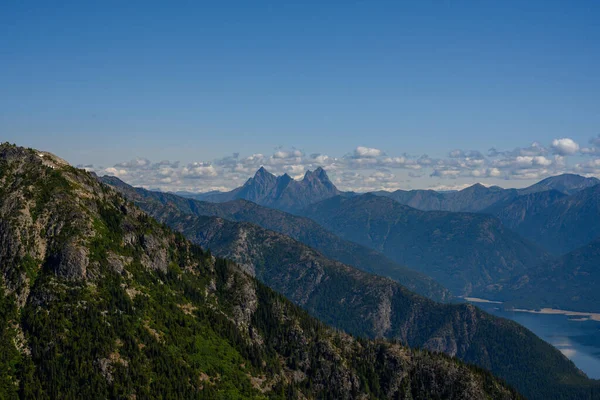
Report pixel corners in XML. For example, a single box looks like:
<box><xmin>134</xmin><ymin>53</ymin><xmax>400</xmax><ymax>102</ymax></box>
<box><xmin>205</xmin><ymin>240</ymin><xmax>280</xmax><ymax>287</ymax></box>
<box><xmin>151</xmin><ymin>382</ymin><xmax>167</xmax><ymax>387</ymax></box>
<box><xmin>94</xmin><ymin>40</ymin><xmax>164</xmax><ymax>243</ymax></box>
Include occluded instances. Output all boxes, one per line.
<box><xmin>486</xmin><ymin>184</ymin><xmax>600</xmax><ymax>254</ymax></box>
<box><xmin>498</xmin><ymin>238</ymin><xmax>600</xmax><ymax>312</ymax></box>
<box><xmin>103</xmin><ymin>174</ymin><xmax>600</xmax><ymax>400</ymax></box>
<box><xmin>0</xmin><ymin>143</ymin><xmax>526</xmax><ymax>399</ymax></box>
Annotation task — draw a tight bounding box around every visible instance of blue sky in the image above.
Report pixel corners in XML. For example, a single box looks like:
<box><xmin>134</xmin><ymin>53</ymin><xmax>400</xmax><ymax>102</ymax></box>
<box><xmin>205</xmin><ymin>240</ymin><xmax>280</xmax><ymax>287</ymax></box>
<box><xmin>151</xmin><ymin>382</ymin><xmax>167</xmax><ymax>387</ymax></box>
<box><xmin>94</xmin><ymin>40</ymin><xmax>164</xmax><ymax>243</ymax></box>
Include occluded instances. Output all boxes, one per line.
<box><xmin>1</xmin><ymin>1</ymin><xmax>599</xmax><ymax>191</ymax></box>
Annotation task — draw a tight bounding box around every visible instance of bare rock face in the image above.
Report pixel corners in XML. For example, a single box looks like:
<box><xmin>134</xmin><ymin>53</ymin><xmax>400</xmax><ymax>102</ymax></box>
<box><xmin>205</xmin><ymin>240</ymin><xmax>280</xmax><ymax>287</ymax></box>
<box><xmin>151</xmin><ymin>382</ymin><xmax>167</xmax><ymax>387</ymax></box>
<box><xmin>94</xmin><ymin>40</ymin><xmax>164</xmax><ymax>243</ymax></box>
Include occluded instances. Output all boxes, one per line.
<box><xmin>227</xmin><ymin>271</ymin><xmax>258</xmax><ymax>328</ymax></box>
<box><xmin>54</xmin><ymin>242</ymin><xmax>90</xmax><ymax>280</ymax></box>
<box><xmin>140</xmin><ymin>234</ymin><xmax>169</xmax><ymax>273</ymax></box>
<box><xmin>371</xmin><ymin>286</ymin><xmax>393</xmax><ymax>338</ymax></box>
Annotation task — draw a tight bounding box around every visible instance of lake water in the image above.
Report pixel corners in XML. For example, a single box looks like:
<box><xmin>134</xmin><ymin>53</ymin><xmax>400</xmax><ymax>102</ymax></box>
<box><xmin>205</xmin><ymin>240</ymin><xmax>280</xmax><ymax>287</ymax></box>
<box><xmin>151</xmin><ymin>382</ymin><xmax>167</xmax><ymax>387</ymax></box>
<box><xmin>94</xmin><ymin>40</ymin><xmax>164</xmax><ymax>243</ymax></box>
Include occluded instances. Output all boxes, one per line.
<box><xmin>469</xmin><ymin>301</ymin><xmax>600</xmax><ymax>379</ymax></box>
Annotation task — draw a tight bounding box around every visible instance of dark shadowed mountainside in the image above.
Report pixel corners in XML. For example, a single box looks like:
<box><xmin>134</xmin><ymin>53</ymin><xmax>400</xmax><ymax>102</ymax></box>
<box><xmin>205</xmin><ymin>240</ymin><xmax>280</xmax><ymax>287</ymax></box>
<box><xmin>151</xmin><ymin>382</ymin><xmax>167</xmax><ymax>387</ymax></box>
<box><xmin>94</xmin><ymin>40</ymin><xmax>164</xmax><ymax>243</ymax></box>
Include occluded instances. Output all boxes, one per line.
<box><xmin>486</xmin><ymin>184</ymin><xmax>600</xmax><ymax>254</ymax></box>
<box><xmin>497</xmin><ymin>238</ymin><xmax>600</xmax><ymax>312</ymax></box>
<box><xmin>300</xmin><ymin>194</ymin><xmax>550</xmax><ymax>297</ymax></box>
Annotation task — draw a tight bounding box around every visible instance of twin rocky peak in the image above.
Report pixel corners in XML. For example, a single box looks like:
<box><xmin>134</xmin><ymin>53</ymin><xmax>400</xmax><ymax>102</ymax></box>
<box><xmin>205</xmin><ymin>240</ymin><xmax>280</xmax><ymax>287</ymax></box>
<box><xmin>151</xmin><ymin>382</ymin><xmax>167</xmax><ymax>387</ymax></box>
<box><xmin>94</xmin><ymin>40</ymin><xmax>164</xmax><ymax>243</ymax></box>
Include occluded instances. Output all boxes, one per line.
<box><xmin>204</xmin><ymin>166</ymin><xmax>340</xmax><ymax>212</ymax></box>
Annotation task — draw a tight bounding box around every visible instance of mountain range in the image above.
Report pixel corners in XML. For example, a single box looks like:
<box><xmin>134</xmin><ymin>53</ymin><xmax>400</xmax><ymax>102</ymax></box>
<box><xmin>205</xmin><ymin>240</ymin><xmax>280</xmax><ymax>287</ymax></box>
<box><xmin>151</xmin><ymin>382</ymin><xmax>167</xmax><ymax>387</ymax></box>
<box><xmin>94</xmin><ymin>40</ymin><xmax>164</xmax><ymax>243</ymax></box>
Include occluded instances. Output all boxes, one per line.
<box><xmin>372</xmin><ymin>174</ymin><xmax>600</xmax><ymax>213</ymax></box>
<box><xmin>486</xmin><ymin>184</ymin><xmax>600</xmax><ymax>255</ymax></box>
<box><xmin>102</xmin><ymin>173</ymin><xmax>600</xmax><ymax>400</ymax></box>
<box><xmin>186</xmin><ymin>167</ymin><xmax>598</xmax><ymax>218</ymax></box>
<box><xmin>4</xmin><ymin>145</ymin><xmax>600</xmax><ymax>399</ymax></box>
<box><xmin>184</xmin><ymin>167</ymin><xmax>600</xmax><ymax>311</ymax></box>
<box><xmin>0</xmin><ymin>143</ymin><xmax>527</xmax><ymax>399</ymax></box>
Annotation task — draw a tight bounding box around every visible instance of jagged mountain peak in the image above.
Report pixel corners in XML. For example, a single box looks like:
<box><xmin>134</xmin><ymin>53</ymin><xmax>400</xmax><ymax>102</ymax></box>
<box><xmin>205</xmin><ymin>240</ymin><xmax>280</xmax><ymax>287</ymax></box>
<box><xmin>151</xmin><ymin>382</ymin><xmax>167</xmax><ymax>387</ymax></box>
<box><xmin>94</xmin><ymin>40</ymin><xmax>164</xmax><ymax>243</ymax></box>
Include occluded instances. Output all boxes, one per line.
<box><xmin>250</xmin><ymin>165</ymin><xmax>276</xmax><ymax>182</ymax></box>
<box><xmin>277</xmin><ymin>172</ymin><xmax>293</xmax><ymax>182</ymax></box>
<box><xmin>255</xmin><ymin>165</ymin><xmax>272</xmax><ymax>177</ymax></box>
<box><xmin>202</xmin><ymin>166</ymin><xmax>341</xmax><ymax>212</ymax></box>
<box><xmin>272</xmin><ymin>173</ymin><xmax>293</xmax><ymax>198</ymax></box>
<box><xmin>302</xmin><ymin>166</ymin><xmax>328</xmax><ymax>181</ymax></box>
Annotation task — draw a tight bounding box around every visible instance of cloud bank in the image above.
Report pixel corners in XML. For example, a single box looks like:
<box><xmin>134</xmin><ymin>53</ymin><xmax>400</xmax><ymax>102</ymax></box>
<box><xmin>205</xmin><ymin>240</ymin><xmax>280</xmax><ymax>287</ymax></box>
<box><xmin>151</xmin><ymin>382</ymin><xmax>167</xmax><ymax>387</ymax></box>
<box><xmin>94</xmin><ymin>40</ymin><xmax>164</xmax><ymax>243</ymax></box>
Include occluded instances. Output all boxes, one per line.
<box><xmin>86</xmin><ymin>135</ymin><xmax>600</xmax><ymax>193</ymax></box>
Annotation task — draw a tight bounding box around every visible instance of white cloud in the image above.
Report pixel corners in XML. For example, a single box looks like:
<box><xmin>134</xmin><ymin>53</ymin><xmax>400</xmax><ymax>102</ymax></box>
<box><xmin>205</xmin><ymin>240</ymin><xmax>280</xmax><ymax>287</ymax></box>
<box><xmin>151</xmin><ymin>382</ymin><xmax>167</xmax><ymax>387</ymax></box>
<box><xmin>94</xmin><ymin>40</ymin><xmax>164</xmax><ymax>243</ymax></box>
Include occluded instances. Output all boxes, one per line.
<box><xmin>488</xmin><ymin>168</ymin><xmax>502</xmax><ymax>177</ymax></box>
<box><xmin>354</xmin><ymin>146</ymin><xmax>383</xmax><ymax>158</ymax></box>
<box><xmin>273</xmin><ymin>150</ymin><xmax>303</xmax><ymax>159</ymax></box>
<box><xmin>533</xmin><ymin>156</ymin><xmax>553</xmax><ymax>167</ymax></box>
<box><xmin>580</xmin><ymin>134</ymin><xmax>600</xmax><ymax>155</ymax></box>
<box><xmin>574</xmin><ymin>158</ymin><xmax>600</xmax><ymax>175</ymax></box>
<box><xmin>115</xmin><ymin>158</ymin><xmax>152</xmax><ymax>169</ymax></box>
<box><xmin>430</xmin><ymin>169</ymin><xmax>461</xmax><ymax>178</ymax></box>
<box><xmin>182</xmin><ymin>162</ymin><xmax>218</xmax><ymax>179</ymax></box>
<box><xmin>551</xmin><ymin>138</ymin><xmax>580</xmax><ymax>156</ymax></box>
<box><xmin>104</xmin><ymin>167</ymin><xmax>127</xmax><ymax>177</ymax></box>
<box><xmin>449</xmin><ymin>150</ymin><xmax>484</xmax><ymax>159</ymax></box>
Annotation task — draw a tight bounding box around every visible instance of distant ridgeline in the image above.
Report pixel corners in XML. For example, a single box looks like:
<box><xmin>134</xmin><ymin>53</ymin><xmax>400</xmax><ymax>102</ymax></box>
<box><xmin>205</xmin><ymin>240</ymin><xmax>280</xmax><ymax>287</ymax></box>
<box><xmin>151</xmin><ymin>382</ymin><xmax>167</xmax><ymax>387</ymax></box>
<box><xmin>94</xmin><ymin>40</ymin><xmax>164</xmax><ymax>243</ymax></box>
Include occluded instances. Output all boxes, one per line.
<box><xmin>180</xmin><ymin>166</ymin><xmax>598</xmax><ymax>219</ymax></box>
